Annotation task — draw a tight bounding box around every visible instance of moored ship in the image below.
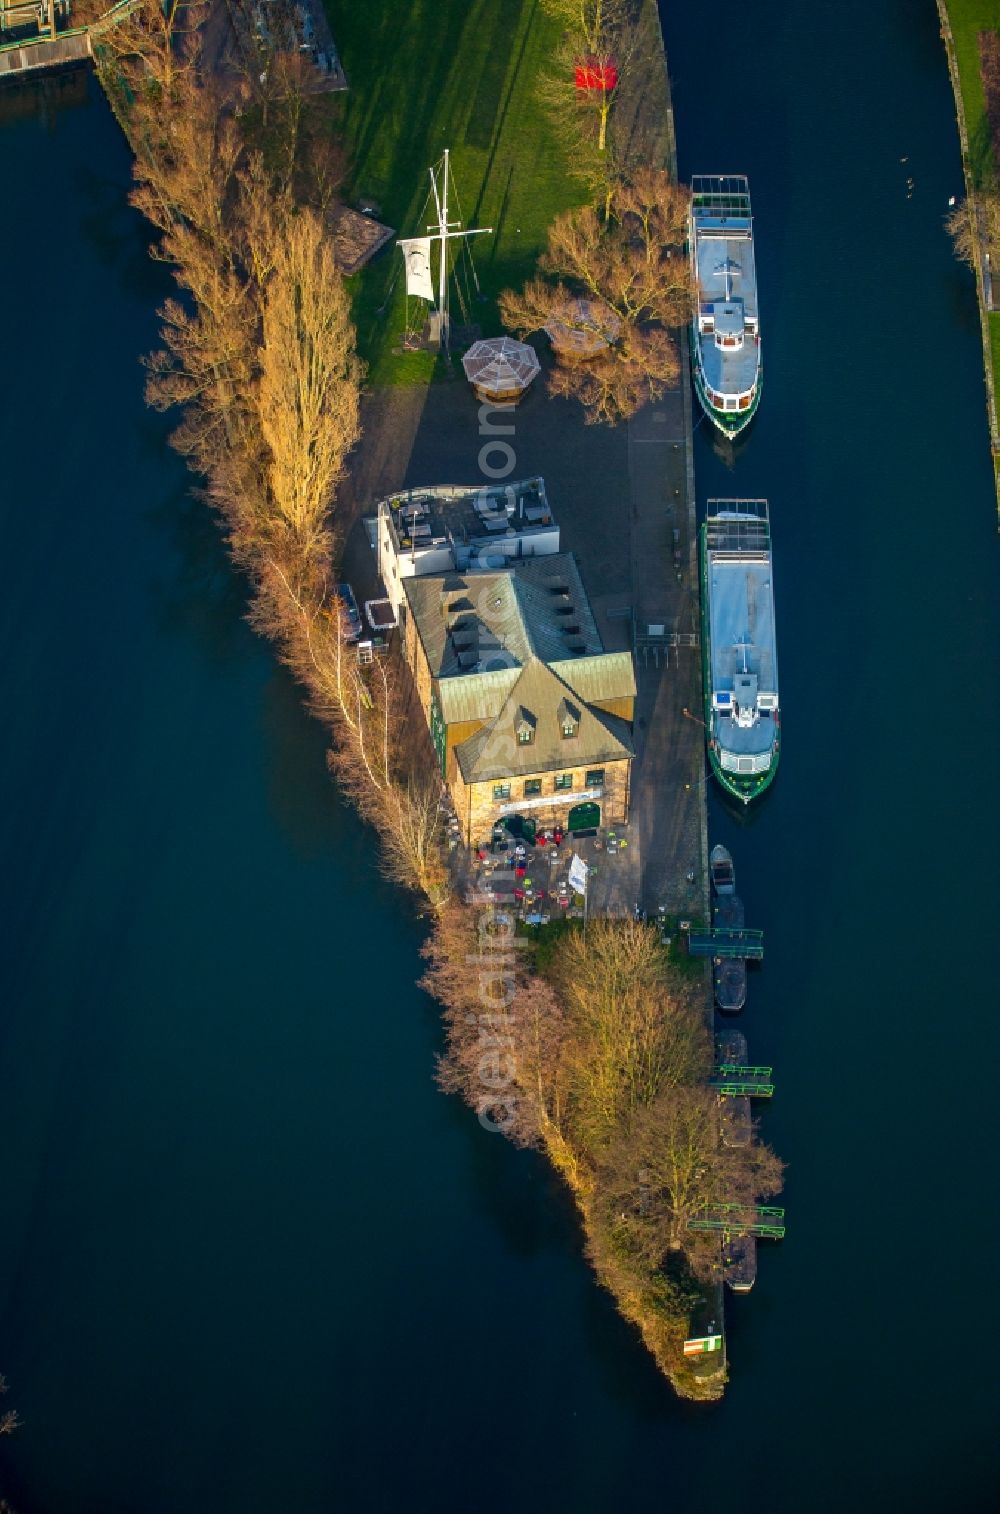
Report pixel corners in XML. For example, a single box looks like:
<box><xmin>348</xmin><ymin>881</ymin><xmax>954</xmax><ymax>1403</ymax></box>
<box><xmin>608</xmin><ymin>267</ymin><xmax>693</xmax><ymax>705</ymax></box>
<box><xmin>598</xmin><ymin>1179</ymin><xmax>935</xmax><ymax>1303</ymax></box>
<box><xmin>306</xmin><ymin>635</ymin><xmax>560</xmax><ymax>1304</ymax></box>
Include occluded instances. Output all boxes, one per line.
<box><xmin>700</xmin><ymin>501</ymin><xmax>780</xmax><ymax>805</ymax></box>
<box><xmin>689</xmin><ymin>175</ymin><xmax>762</xmax><ymax>436</ymax></box>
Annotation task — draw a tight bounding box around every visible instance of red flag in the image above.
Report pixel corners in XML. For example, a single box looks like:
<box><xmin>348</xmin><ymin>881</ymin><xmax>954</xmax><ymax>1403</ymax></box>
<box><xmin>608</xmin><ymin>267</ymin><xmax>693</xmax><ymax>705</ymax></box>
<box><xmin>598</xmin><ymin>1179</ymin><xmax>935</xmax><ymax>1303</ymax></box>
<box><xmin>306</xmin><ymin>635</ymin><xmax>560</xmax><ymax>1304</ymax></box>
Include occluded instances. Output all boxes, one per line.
<box><xmin>575</xmin><ymin>58</ymin><xmax>618</xmax><ymax>91</ymax></box>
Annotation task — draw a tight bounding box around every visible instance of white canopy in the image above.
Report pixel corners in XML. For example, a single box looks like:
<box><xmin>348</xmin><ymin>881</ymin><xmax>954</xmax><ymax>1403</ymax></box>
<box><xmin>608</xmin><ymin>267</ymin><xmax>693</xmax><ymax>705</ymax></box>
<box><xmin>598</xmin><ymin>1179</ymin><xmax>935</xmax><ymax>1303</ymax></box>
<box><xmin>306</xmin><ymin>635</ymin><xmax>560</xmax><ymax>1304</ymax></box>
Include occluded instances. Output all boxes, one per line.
<box><xmin>461</xmin><ymin>336</ymin><xmax>541</xmax><ymax>398</ymax></box>
<box><xmin>544</xmin><ymin>297</ymin><xmax>621</xmax><ymax>360</ymax></box>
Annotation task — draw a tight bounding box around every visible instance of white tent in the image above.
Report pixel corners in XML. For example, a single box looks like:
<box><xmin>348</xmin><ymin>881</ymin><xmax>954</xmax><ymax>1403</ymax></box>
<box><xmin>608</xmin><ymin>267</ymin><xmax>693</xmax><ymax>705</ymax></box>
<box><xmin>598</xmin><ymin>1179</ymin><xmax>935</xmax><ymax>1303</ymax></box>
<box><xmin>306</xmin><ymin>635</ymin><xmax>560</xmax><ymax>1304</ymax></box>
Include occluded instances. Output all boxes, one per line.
<box><xmin>543</xmin><ymin>297</ymin><xmax>621</xmax><ymax>362</ymax></box>
<box><xmin>461</xmin><ymin>336</ymin><xmax>541</xmax><ymax>403</ymax></box>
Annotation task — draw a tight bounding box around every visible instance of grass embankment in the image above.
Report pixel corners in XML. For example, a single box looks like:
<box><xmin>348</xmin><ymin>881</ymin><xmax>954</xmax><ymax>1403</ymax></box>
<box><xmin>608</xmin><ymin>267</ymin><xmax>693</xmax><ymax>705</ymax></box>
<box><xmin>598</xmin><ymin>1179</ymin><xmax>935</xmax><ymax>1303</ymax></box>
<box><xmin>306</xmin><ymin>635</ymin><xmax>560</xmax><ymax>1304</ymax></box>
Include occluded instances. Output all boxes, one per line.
<box><xmin>325</xmin><ymin>0</ymin><xmax>589</xmax><ymax>382</ymax></box>
<box><xmin>940</xmin><ymin>1</ymin><xmax>1000</xmax><ymax>492</ymax></box>
<box><xmin>941</xmin><ymin>0</ymin><xmax>999</xmax><ymax>188</ymax></box>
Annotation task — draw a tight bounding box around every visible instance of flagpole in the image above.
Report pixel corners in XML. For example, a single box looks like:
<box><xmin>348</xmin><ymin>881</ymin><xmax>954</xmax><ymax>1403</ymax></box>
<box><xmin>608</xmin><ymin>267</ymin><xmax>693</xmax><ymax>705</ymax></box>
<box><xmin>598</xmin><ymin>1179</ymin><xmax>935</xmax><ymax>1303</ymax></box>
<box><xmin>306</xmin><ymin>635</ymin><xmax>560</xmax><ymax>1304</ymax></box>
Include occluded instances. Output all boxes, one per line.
<box><xmin>439</xmin><ymin>148</ymin><xmax>450</xmax><ymax>354</ymax></box>
<box><xmin>400</xmin><ymin>151</ymin><xmax>492</xmax><ymax>354</ymax></box>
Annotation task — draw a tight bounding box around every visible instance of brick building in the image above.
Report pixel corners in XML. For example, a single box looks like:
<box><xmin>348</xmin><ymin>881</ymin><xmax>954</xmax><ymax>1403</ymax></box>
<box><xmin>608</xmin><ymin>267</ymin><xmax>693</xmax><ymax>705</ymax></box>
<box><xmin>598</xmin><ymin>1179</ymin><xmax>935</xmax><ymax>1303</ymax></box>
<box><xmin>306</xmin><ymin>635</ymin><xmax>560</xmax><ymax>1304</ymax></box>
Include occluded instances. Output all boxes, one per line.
<box><xmin>400</xmin><ymin>553</ymin><xmax>636</xmax><ymax>846</ymax></box>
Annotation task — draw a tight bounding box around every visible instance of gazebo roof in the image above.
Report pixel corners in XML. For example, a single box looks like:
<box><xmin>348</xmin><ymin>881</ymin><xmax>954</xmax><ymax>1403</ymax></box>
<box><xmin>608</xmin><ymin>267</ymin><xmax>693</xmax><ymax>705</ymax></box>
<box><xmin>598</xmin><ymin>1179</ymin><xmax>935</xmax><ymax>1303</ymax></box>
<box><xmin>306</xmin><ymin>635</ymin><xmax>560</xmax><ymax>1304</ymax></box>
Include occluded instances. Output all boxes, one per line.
<box><xmin>462</xmin><ymin>336</ymin><xmax>541</xmax><ymax>395</ymax></box>
<box><xmin>544</xmin><ymin>296</ymin><xmax>621</xmax><ymax>359</ymax></box>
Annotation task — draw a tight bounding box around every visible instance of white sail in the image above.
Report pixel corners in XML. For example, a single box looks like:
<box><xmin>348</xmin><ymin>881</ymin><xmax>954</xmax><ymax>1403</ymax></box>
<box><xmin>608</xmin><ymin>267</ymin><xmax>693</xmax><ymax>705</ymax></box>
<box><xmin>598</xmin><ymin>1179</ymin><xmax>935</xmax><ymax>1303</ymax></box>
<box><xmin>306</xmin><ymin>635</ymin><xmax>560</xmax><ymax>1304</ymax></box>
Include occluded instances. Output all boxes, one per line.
<box><xmin>399</xmin><ymin>237</ymin><xmax>434</xmax><ymax>300</ymax></box>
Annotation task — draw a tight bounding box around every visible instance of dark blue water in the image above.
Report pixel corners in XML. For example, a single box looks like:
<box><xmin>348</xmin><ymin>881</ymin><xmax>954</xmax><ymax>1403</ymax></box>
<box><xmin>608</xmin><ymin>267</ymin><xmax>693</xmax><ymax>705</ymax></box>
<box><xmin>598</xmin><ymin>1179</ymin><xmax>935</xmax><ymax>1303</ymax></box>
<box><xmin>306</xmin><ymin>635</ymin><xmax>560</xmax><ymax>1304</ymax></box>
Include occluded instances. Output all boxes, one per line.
<box><xmin>0</xmin><ymin>3</ymin><xmax>997</xmax><ymax>1509</ymax></box>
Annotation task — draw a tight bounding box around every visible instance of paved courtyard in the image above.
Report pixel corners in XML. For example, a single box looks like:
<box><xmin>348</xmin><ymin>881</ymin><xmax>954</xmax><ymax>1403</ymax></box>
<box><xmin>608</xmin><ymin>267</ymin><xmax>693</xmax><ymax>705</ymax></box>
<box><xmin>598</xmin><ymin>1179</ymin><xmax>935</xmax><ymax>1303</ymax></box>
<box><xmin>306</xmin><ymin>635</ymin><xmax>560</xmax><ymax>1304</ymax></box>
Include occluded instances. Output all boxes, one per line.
<box><xmin>340</xmin><ymin>351</ymin><xmax>708</xmax><ymax>920</ymax></box>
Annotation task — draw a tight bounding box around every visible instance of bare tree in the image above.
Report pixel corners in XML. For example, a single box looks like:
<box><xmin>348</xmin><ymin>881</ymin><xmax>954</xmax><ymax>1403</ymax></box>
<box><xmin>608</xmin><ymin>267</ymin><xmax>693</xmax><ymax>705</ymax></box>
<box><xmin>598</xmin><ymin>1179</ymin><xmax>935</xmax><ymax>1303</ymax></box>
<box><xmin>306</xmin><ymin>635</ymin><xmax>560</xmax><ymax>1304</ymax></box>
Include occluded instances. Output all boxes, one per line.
<box><xmin>946</xmin><ymin>193</ymin><xmax>1000</xmax><ymax>273</ymax></box>
<box><xmin>427</xmin><ymin>904</ymin><xmax>575</xmax><ymax>1156</ymax></box>
<box><xmin>297</xmin><ymin>129</ymin><xmax>348</xmax><ymax>221</ymax></box>
<box><xmin>99</xmin><ymin>0</ymin><xmax>205</xmax><ymax>85</ymax></box>
<box><xmin>539</xmin><ymin>0</ymin><xmax>636</xmax><ymax>162</ymax></box>
<box><xmin>144</xmin><ymin>233</ymin><xmax>258</xmax><ymax>449</ymax></box>
<box><xmin>501</xmin><ymin>169</ymin><xmax>693</xmax><ymax>423</ymax></box>
<box><xmin>595</xmin><ymin>1086</ymin><xmax>784</xmax><ymax>1280</ymax></box>
<box><xmin>553</xmin><ymin>918</ymin><xmax>711</xmax><ymax>1151</ymax></box>
<box><xmin>253</xmin><ymin>209</ymin><xmax>362</xmax><ymax>566</ymax></box>
<box><xmin>946</xmin><ymin>199</ymin><xmax>978</xmax><ymax>269</ymax></box>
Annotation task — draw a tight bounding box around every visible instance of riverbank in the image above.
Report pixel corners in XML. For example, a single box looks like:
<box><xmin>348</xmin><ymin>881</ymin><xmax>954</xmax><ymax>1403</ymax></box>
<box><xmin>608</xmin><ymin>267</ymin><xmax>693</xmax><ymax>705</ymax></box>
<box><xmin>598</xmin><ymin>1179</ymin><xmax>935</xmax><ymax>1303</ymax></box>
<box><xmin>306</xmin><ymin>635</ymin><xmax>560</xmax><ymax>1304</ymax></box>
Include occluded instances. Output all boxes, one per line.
<box><xmin>937</xmin><ymin>0</ymin><xmax>1000</xmax><ymax>517</ymax></box>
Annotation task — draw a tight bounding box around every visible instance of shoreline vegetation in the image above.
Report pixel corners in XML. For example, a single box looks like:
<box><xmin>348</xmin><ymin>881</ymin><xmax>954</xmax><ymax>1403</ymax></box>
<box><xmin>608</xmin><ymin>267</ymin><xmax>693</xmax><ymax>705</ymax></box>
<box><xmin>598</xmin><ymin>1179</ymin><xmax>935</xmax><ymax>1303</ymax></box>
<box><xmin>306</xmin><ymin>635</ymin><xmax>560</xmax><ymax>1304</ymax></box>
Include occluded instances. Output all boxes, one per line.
<box><xmin>102</xmin><ymin>0</ymin><xmax>782</xmax><ymax>1399</ymax></box>
<box><xmin>939</xmin><ymin>0</ymin><xmax>1000</xmax><ymax>515</ymax></box>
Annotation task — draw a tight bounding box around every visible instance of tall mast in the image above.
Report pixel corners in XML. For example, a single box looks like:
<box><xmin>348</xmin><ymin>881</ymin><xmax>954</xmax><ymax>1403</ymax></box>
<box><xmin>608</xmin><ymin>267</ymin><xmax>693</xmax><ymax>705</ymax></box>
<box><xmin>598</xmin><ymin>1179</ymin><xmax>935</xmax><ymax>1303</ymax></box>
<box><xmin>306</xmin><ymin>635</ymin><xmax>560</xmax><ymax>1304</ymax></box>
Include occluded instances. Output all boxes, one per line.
<box><xmin>439</xmin><ymin>149</ymin><xmax>450</xmax><ymax>353</ymax></box>
<box><xmin>415</xmin><ymin>149</ymin><xmax>492</xmax><ymax>354</ymax></box>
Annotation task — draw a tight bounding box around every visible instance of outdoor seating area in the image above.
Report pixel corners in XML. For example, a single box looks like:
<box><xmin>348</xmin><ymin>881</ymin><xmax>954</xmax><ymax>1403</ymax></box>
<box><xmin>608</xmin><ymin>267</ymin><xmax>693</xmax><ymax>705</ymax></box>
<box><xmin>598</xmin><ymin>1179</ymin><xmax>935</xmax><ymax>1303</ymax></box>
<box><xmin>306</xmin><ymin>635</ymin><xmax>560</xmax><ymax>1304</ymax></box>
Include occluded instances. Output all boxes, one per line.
<box><xmin>446</xmin><ymin>810</ymin><xmax>632</xmax><ymax>922</ymax></box>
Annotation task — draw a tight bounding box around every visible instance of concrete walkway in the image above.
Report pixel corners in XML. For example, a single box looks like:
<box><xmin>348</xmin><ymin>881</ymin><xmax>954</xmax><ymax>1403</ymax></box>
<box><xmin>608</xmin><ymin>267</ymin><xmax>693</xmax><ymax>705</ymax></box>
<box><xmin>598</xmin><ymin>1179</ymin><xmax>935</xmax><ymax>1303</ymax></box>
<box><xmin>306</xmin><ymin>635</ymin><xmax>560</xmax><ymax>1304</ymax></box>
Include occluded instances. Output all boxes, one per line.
<box><xmin>340</xmin><ymin>357</ymin><xmax>706</xmax><ymax>920</ymax></box>
<box><xmin>622</xmin><ymin>383</ymin><xmax>706</xmax><ymax>918</ymax></box>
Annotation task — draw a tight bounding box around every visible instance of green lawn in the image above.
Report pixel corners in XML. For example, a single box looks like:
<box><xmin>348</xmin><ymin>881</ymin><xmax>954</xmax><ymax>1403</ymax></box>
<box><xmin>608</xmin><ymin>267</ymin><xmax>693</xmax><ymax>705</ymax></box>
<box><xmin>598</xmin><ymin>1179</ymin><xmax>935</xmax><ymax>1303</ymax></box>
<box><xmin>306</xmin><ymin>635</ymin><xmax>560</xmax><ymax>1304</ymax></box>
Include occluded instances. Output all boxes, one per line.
<box><xmin>942</xmin><ymin>0</ymin><xmax>1000</xmax><ymax>187</ymax></box>
<box><xmin>324</xmin><ymin>0</ymin><xmax>590</xmax><ymax>382</ymax></box>
<box><xmin>989</xmin><ymin>308</ymin><xmax>1000</xmax><ymax>419</ymax></box>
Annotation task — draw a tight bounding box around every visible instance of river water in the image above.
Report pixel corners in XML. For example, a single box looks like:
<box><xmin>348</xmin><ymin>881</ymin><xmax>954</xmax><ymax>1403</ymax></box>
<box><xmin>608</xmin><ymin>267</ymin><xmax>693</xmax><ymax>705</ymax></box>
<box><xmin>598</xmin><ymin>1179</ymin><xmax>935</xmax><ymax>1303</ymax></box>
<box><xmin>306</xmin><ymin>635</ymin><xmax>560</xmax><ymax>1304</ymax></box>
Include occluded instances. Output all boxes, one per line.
<box><xmin>0</xmin><ymin>2</ymin><xmax>997</xmax><ymax>1509</ymax></box>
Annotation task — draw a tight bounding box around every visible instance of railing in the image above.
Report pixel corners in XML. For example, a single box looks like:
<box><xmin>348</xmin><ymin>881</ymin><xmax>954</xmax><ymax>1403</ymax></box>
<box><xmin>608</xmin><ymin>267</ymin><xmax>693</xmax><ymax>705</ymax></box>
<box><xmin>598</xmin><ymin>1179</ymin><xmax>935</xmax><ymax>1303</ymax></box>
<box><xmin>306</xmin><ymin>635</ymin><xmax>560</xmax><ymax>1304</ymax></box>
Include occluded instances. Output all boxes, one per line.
<box><xmin>0</xmin><ymin>0</ymin><xmax>142</xmax><ymax>55</ymax></box>
<box><xmin>689</xmin><ymin>1204</ymin><xmax>786</xmax><ymax>1240</ymax></box>
<box><xmin>719</xmin><ymin>748</ymin><xmax>773</xmax><ymax>775</ymax></box>
<box><xmin>711</xmin><ymin>1076</ymin><xmax>774</xmax><ymax>1097</ymax></box>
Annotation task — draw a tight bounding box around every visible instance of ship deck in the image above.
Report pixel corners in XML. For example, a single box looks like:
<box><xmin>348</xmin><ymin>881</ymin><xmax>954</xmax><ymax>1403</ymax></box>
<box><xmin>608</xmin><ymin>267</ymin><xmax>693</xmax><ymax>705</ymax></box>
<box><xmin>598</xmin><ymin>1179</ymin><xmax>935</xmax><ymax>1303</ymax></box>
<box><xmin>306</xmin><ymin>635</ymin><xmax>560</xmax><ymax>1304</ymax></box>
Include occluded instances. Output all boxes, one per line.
<box><xmin>706</xmin><ymin>541</ymin><xmax>778</xmax><ymax>760</ymax></box>
<box><xmin>694</xmin><ymin>222</ymin><xmax>758</xmax><ymax>320</ymax></box>
<box><xmin>695</xmin><ymin>322</ymin><xmax>760</xmax><ymax>398</ymax></box>
<box><xmin>692</xmin><ymin>178</ymin><xmax>759</xmax><ymax>396</ymax></box>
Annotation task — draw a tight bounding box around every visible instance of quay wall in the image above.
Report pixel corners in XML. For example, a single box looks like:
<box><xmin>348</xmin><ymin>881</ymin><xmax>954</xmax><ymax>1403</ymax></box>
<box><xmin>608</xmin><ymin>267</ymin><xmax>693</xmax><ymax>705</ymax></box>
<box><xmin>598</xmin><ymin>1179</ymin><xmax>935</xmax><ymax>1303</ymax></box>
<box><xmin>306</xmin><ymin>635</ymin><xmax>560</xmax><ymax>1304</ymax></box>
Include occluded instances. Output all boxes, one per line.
<box><xmin>647</xmin><ymin>0</ymin><xmax>725</xmax><ymax>1401</ymax></box>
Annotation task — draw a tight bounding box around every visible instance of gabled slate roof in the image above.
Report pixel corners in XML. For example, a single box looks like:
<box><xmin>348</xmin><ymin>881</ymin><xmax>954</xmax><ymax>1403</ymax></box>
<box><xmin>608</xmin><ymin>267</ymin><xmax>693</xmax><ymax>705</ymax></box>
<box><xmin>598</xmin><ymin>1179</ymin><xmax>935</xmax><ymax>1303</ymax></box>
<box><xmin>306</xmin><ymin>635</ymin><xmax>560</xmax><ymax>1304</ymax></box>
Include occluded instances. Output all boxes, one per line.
<box><xmin>402</xmin><ymin>553</ymin><xmax>609</xmax><ymax>681</ymax></box>
<box><xmin>454</xmin><ymin>657</ymin><xmax>633</xmax><ymax>783</ymax></box>
<box><xmin>403</xmin><ymin>552</ymin><xmax>636</xmax><ymax>783</ymax></box>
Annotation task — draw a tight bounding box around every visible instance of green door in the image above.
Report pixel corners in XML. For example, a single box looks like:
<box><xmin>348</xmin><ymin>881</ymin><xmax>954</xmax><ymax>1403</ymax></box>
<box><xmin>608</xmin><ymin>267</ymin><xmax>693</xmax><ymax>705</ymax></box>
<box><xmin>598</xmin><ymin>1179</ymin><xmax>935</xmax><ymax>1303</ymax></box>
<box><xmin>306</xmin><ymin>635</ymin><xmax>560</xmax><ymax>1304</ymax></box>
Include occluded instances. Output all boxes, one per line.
<box><xmin>505</xmin><ymin>814</ymin><xmax>536</xmax><ymax>843</ymax></box>
<box><xmin>568</xmin><ymin>801</ymin><xmax>601</xmax><ymax>832</ymax></box>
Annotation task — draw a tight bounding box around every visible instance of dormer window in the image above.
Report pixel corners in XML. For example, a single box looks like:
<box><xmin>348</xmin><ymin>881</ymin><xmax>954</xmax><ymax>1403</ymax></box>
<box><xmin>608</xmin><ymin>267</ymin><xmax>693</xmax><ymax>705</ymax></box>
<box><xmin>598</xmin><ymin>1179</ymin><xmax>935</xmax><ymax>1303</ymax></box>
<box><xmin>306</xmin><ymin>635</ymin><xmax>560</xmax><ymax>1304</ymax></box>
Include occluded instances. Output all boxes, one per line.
<box><xmin>516</xmin><ymin>707</ymin><xmax>536</xmax><ymax>745</ymax></box>
<box><xmin>557</xmin><ymin>697</ymin><xmax>580</xmax><ymax>739</ymax></box>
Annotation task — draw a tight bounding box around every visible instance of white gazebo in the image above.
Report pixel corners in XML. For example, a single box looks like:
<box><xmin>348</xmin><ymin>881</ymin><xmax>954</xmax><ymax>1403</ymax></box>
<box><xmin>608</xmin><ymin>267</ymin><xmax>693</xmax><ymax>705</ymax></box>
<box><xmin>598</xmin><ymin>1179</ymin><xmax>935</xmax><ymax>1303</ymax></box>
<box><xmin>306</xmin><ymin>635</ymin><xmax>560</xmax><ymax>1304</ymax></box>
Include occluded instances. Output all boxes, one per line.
<box><xmin>544</xmin><ymin>297</ymin><xmax>621</xmax><ymax>364</ymax></box>
<box><xmin>461</xmin><ymin>336</ymin><xmax>541</xmax><ymax>404</ymax></box>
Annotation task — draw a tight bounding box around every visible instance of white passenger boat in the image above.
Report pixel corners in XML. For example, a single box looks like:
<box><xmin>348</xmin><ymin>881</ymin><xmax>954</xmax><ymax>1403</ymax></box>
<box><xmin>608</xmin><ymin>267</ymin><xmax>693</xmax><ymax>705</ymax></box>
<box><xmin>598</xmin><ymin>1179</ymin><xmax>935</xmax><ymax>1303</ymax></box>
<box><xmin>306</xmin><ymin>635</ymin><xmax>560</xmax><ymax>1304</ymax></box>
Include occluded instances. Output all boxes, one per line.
<box><xmin>689</xmin><ymin>175</ymin><xmax>762</xmax><ymax>436</ymax></box>
<box><xmin>700</xmin><ymin>500</ymin><xmax>779</xmax><ymax>804</ymax></box>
